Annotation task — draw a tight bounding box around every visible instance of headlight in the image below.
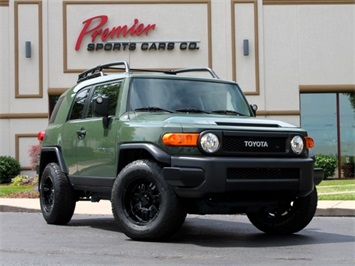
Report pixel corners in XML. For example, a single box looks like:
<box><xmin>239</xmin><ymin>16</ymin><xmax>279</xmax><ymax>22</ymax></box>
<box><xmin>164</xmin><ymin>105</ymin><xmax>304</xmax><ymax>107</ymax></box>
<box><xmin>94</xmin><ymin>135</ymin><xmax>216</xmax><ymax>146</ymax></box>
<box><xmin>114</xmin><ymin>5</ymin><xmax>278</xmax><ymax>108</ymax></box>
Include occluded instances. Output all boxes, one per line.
<box><xmin>200</xmin><ymin>133</ymin><xmax>220</xmax><ymax>153</ymax></box>
<box><xmin>290</xmin><ymin>135</ymin><xmax>304</xmax><ymax>154</ymax></box>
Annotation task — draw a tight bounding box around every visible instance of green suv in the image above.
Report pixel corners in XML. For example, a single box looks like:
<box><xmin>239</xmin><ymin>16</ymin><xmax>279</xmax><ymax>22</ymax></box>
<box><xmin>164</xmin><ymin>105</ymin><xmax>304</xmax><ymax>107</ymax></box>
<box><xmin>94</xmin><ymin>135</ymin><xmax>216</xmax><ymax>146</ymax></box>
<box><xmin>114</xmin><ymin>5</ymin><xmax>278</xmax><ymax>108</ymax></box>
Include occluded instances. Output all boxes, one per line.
<box><xmin>37</xmin><ymin>61</ymin><xmax>323</xmax><ymax>241</ymax></box>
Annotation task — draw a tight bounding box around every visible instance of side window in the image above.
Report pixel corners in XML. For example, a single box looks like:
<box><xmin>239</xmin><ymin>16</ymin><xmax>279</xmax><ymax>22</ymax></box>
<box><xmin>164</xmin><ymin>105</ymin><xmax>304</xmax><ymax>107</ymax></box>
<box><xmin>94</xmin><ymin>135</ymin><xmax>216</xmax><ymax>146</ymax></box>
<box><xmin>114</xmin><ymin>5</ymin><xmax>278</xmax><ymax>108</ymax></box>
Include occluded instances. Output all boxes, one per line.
<box><xmin>87</xmin><ymin>81</ymin><xmax>121</xmax><ymax>118</ymax></box>
<box><xmin>49</xmin><ymin>96</ymin><xmax>64</xmax><ymax>124</ymax></box>
<box><xmin>68</xmin><ymin>88</ymin><xmax>90</xmax><ymax>120</ymax></box>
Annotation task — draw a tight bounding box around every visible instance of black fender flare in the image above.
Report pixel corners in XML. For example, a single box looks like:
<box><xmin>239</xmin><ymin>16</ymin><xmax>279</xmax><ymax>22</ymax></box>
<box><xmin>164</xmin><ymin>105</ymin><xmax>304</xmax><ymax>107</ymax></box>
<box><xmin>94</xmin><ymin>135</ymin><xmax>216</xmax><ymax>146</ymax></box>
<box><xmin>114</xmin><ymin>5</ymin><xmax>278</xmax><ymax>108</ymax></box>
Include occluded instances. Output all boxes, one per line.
<box><xmin>38</xmin><ymin>146</ymin><xmax>68</xmax><ymax>179</ymax></box>
<box><xmin>118</xmin><ymin>143</ymin><xmax>171</xmax><ymax>166</ymax></box>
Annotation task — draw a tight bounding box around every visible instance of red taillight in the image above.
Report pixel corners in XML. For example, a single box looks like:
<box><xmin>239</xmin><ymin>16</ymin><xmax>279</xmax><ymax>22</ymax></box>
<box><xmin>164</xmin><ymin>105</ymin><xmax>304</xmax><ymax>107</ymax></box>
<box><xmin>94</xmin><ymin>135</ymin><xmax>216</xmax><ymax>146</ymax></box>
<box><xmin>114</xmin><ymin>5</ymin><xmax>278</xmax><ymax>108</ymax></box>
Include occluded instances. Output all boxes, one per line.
<box><xmin>37</xmin><ymin>131</ymin><xmax>45</xmax><ymax>142</ymax></box>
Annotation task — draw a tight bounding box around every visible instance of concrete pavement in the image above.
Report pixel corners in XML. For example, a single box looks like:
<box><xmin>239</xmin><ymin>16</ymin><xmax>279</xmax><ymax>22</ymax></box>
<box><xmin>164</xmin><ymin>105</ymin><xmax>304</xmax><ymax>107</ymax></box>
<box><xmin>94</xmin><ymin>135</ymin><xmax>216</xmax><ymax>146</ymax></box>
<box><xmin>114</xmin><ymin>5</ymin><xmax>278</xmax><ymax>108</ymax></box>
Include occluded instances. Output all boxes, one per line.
<box><xmin>0</xmin><ymin>198</ymin><xmax>354</xmax><ymax>216</ymax></box>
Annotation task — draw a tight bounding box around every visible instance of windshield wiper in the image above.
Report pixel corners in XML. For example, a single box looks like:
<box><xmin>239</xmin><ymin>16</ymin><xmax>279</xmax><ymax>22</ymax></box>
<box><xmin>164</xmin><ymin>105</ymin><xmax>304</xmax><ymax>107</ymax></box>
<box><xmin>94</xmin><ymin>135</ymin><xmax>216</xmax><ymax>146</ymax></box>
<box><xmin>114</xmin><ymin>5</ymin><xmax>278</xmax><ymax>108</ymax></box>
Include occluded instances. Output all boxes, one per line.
<box><xmin>134</xmin><ymin>107</ymin><xmax>174</xmax><ymax>113</ymax></box>
<box><xmin>211</xmin><ymin>110</ymin><xmax>245</xmax><ymax>116</ymax></box>
<box><xmin>175</xmin><ymin>108</ymin><xmax>209</xmax><ymax>114</ymax></box>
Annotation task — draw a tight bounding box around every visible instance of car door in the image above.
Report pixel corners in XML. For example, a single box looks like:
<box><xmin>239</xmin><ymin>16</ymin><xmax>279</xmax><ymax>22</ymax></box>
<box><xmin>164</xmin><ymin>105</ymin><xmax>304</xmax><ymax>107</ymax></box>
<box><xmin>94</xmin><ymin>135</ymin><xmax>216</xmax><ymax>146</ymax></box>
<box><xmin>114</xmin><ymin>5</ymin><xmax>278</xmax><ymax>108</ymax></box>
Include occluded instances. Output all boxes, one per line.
<box><xmin>61</xmin><ymin>87</ymin><xmax>92</xmax><ymax>177</ymax></box>
<box><xmin>74</xmin><ymin>81</ymin><xmax>122</xmax><ymax>181</ymax></box>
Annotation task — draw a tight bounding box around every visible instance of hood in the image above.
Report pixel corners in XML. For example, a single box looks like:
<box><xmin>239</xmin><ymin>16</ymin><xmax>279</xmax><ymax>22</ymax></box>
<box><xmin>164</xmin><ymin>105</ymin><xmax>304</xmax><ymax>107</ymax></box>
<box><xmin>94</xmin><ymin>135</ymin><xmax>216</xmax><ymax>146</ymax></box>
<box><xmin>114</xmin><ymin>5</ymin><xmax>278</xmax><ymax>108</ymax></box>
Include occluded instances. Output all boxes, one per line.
<box><xmin>165</xmin><ymin>115</ymin><xmax>296</xmax><ymax>128</ymax></box>
<box><xmin>127</xmin><ymin>112</ymin><xmax>298</xmax><ymax>129</ymax></box>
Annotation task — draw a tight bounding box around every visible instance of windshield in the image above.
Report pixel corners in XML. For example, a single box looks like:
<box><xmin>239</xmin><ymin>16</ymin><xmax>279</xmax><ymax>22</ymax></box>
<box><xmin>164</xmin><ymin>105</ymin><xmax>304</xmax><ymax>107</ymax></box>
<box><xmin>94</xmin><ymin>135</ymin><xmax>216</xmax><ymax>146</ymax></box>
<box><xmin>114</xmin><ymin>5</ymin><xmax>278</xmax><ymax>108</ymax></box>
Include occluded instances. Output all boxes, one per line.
<box><xmin>128</xmin><ymin>78</ymin><xmax>252</xmax><ymax>116</ymax></box>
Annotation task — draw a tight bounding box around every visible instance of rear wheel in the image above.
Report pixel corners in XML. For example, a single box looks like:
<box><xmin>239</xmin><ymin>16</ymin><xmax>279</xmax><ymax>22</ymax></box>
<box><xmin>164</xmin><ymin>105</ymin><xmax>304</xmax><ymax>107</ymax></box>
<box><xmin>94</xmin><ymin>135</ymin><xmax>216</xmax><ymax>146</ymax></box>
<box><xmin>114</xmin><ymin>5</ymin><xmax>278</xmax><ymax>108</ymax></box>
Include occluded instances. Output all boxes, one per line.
<box><xmin>111</xmin><ymin>160</ymin><xmax>186</xmax><ymax>241</ymax></box>
<box><xmin>40</xmin><ymin>163</ymin><xmax>76</xmax><ymax>225</ymax></box>
<box><xmin>247</xmin><ymin>187</ymin><xmax>318</xmax><ymax>234</ymax></box>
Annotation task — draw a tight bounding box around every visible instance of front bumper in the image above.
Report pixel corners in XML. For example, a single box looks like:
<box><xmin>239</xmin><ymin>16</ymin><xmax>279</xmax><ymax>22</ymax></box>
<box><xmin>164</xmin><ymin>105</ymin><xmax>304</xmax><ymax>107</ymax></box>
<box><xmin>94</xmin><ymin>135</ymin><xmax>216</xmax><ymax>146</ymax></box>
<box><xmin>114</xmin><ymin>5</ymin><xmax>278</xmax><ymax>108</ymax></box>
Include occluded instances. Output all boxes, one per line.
<box><xmin>314</xmin><ymin>167</ymin><xmax>324</xmax><ymax>185</ymax></box>
<box><xmin>163</xmin><ymin>156</ymin><xmax>318</xmax><ymax>199</ymax></box>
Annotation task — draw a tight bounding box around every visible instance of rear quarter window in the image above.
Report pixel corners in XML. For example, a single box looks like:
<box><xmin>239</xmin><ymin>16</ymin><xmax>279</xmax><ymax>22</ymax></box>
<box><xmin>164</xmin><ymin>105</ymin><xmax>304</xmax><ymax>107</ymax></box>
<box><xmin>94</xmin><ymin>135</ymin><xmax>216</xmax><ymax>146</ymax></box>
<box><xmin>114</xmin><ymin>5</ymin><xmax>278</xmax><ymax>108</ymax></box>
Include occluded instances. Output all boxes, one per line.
<box><xmin>48</xmin><ymin>96</ymin><xmax>64</xmax><ymax>124</ymax></box>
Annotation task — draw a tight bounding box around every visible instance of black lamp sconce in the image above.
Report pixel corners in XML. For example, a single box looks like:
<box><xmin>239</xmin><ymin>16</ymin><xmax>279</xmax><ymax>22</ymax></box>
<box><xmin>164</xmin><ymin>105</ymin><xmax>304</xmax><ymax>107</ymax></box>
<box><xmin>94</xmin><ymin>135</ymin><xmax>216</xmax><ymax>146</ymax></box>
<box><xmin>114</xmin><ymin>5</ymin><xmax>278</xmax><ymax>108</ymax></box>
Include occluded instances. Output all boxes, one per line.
<box><xmin>25</xmin><ymin>41</ymin><xmax>31</xmax><ymax>58</ymax></box>
<box><xmin>243</xmin><ymin>39</ymin><xmax>249</xmax><ymax>56</ymax></box>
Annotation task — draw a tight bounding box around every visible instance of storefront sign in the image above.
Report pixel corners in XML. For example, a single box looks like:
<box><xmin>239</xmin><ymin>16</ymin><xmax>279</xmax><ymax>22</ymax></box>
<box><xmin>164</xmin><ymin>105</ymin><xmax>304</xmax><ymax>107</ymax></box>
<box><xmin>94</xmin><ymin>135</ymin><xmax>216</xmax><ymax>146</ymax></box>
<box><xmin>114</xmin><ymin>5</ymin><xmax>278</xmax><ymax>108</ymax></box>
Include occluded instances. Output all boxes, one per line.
<box><xmin>75</xmin><ymin>15</ymin><xmax>199</xmax><ymax>52</ymax></box>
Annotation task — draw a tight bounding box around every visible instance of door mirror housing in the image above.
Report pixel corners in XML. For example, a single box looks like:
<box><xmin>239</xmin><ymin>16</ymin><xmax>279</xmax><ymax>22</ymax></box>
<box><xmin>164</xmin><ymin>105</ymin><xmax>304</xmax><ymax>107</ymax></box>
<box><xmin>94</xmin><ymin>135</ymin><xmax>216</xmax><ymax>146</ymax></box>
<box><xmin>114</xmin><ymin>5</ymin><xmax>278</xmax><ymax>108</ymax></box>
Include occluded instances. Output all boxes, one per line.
<box><xmin>250</xmin><ymin>104</ymin><xmax>258</xmax><ymax>117</ymax></box>
<box><xmin>93</xmin><ymin>96</ymin><xmax>111</xmax><ymax>129</ymax></box>
<box><xmin>93</xmin><ymin>96</ymin><xmax>109</xmax><ymax>117</ymax></box>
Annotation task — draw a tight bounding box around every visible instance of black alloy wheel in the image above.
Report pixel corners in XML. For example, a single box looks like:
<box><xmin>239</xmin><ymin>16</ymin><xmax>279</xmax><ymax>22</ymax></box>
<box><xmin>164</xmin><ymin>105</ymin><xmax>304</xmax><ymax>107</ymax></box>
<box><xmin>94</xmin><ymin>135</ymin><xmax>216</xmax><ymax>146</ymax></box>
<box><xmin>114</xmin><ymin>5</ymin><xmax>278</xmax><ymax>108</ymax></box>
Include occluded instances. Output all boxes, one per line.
<box><xmin>247</xmin><ymin>187</ymin><xmax>318</xmax><ymax>235</ymax></box>
<box><xmin>123</xmin><ymin>178</ymin><xmax>161</xmax><ymax>225</ymax></box>
<box><xmin>111</xmin><ymin>160</ymin><xmax>186</xmax><ymax>241</ymax></box>
<box><xmin>39</xmin><ymin>163</ymin><xmax>76</xmax><ymax>225</ymax></box>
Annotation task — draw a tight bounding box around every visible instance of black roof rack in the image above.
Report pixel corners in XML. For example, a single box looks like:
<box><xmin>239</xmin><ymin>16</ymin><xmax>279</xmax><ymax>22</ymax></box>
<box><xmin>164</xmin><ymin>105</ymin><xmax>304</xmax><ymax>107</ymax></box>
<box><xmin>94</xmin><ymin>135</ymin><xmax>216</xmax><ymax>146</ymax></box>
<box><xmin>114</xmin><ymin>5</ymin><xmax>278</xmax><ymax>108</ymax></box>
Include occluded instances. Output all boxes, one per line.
<box><xmin>77</xmin><ymin>61</ymin><xmax>220</xmax><ymax>83</ymax></box>
<box><xmin>170</xmin><ymin>68</ymin><xmax>219</xmax><ymax>79</ymax></box>
<box><xmin>77</xmin><ymin>61</ymin><xmax>130</xmax><ymax>83</ymax></box>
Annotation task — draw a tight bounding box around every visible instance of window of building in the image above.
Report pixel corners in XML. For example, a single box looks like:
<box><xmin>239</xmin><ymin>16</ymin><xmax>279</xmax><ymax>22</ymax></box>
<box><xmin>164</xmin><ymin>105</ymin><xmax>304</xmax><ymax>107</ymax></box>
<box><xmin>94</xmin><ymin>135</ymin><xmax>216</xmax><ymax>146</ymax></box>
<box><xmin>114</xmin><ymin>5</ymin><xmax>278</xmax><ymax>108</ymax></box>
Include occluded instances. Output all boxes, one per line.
<box><xmin>300</xmin><ymin>92</ymin><xmax>355</xmax><ymax>178</ymax></box>
<box><xmin>48</xmin><ymin>89</ymin><xmax>67</xmax><ymax>118</ymax></box>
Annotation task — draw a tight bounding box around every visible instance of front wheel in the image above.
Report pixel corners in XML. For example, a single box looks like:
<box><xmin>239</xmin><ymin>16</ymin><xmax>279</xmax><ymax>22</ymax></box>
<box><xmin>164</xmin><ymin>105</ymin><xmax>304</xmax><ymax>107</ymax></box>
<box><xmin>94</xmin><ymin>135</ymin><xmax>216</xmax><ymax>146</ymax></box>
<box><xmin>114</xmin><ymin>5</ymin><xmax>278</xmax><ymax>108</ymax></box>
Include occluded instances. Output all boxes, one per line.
<box><xmin>247</xmin><ymin>187</ymin><xmax>318</xmax><ymax>235</ymax></box>
<box><xmin>111</xmin><ymin>160</ymin><xmax>186</xmax><ymax>241</ymax></box>
<box><xmin>39</xmin><ymin>163</ymin><xmax>76</xmax><ymax>225</ymax></box>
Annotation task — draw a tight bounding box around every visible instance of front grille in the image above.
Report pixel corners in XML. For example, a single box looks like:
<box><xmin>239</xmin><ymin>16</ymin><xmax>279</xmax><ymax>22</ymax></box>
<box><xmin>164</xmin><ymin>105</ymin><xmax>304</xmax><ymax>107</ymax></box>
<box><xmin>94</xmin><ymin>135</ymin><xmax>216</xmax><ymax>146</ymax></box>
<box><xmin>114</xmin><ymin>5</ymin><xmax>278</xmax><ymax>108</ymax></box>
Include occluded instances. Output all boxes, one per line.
<box><xmin>223</xmin><ymin>135</ymin><xmax>287</xmax><ymax>153</ymax></box>
<box><xmin>227</xmin><ymin>168</ymin><xmax>299</xmax><ymax>180</ymax></box>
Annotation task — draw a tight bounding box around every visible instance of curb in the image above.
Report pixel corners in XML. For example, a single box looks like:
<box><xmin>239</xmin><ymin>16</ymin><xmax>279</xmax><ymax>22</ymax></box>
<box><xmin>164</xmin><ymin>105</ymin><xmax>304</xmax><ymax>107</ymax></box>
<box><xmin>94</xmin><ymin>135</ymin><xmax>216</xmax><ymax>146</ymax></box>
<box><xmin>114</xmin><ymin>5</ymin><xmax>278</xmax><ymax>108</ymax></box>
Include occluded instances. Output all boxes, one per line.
<box><xmin>0</xmin><ymin>205</ymin><xmax>40</xmax><ymax>213</ymax></box>
<box><xmin>315</xmin><ymin>208</ymin><xmax>355</xmax><ymax>217</ymax></box>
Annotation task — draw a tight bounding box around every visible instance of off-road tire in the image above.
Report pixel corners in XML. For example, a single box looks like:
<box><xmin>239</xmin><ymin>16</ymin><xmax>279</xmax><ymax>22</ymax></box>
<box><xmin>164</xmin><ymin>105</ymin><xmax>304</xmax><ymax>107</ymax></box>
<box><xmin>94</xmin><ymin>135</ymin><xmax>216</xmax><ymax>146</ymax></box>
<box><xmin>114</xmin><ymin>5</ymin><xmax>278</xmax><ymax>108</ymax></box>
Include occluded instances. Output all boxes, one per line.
<box><xmin>39</xmin><ymin>163</ymin><xmax>76</xmax><ymax>225</ymax></box>
<box><xmin>247</xmin><ymin>187</ymin><xmax>318</xmax><ymax>234</ymax></box>
<box><xmin>111</xmin><ymin>160</ymin><xmax>187</xmax><ymax>241</ymax></box>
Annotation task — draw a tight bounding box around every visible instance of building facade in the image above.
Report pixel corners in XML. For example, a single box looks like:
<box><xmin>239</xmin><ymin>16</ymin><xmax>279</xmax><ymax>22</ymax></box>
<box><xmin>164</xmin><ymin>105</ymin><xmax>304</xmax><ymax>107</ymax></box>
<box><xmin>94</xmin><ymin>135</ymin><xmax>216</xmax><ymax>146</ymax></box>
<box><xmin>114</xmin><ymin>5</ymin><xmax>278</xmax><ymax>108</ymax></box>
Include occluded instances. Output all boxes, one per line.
<box><xmin>0</xmin><ymin>0</ymin><xmax>354</xmax><ymax>177</ymax></box>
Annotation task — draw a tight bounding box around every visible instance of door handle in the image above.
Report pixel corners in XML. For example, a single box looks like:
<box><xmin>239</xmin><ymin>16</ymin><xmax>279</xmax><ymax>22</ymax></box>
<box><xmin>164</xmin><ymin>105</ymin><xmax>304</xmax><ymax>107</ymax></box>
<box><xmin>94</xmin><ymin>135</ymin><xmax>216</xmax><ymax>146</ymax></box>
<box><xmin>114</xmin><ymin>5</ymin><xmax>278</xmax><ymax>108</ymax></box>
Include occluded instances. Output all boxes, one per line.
<box><xmin>76</xmin><ymin>128</ymin><xmax>86</xmax><ymax>139</ymax></box>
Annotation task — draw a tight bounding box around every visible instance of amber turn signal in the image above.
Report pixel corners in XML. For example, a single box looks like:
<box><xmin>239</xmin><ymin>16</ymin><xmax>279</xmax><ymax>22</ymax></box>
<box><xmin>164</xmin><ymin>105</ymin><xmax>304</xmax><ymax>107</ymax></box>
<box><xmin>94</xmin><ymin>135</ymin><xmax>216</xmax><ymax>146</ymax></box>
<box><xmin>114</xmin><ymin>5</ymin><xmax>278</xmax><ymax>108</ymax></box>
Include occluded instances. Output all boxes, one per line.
<box><xmin>162</xmin><ymin>133</ymin><xmax>199</xmax><ymax>146</ymax></box>
<box><xmin>305</xmin><ymin>136</ymin><xmax>314</xmax><ymax>149</ymax></box>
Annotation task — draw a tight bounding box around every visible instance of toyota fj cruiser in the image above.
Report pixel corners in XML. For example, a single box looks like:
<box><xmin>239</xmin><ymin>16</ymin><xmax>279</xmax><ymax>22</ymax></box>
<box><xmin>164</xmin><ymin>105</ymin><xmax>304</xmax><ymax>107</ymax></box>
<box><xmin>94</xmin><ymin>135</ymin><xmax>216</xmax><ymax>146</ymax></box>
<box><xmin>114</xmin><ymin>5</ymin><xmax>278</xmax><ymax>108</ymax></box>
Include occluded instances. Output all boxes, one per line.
<box><xmin>37</xmin><ymin>61</ymin><xmax>323</xmax><ymax>241</ymax></box>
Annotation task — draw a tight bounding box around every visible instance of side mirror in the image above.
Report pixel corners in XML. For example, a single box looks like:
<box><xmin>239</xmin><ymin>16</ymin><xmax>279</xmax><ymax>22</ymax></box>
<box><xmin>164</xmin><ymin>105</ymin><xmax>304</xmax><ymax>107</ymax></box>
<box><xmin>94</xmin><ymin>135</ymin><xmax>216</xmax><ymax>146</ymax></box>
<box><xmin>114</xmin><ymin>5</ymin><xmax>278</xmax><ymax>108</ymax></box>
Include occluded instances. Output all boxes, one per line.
<box><xmin>93</xmin><ymin>96</ymin><xmax>111</xmax><ymax>129</ymax></box>
<box><xmin>93</xmin><ymin>96</ymin><xmax>109</xmax><ymax>117</ymax></box>
<box><xmin>250</xmin><ymin>104</ymin><xmax>258</xmax><ymax>117</ymax></box>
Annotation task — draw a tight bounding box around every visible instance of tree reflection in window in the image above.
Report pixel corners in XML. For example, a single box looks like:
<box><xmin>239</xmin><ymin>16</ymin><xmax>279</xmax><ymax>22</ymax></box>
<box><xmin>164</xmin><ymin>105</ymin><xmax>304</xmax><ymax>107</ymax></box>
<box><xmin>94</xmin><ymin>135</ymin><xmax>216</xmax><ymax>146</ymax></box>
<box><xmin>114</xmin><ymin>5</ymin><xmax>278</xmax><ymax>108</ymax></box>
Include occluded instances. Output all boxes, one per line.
<box><xmin>88</xmin><ymin>82</ymin><xmax>121</xmax><ymax>118</ymax></box>
<box><xmin>69</xmin><ymin>88</ymin><xmax>90</xmax><ymax>120</ymax></box>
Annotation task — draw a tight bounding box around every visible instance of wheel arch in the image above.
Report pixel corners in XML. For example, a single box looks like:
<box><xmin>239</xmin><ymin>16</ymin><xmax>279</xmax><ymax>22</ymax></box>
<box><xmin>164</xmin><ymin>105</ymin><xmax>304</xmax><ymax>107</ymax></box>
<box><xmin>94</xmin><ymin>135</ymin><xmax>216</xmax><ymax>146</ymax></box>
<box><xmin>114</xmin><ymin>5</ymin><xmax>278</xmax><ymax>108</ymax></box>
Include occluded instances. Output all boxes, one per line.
<box><xmin>38</xmin><ymin>147</ymin><xmax>68</xmax><ymax>181</ymax></box>
<box><xmin>117</xmin><ymin>143</ymin><xmax>171</xmax><ymax>174</ymax></box>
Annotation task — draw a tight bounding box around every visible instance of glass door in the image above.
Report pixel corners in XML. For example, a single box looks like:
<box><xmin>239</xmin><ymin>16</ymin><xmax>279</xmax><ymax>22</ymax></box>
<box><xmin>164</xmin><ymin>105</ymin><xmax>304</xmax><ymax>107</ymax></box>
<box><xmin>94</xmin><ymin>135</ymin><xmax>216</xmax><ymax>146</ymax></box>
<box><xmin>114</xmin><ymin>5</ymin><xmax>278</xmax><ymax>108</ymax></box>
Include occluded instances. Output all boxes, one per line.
<box><xmin>300</xmin><ymin>92</ymin><xmax>355</xmax><ymax>178</ymax></box>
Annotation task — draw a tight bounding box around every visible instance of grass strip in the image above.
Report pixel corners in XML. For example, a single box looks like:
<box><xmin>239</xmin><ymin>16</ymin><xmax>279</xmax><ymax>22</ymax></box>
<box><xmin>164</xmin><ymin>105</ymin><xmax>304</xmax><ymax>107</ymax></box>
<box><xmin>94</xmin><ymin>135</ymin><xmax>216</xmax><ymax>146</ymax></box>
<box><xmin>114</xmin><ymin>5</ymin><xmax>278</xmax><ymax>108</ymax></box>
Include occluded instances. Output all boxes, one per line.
<box><xmin>317</xmin><ymin>179</ymin><xmax>355</xmax><ymax>200</ymax></box>
<box><xmin>0</xmin><ymin>185</ymin><xmax>35</xmax><ymax>197</ymax></box>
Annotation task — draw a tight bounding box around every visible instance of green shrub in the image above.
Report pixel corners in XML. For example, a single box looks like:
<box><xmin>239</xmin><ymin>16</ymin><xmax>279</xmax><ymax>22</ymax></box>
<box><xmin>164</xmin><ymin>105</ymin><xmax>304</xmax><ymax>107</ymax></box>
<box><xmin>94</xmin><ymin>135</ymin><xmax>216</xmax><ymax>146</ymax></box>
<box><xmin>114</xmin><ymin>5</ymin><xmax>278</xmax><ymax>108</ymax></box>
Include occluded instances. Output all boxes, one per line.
<box><xmin>0</xmin><ymin>156</ymin><xmax>21</xmax><ymax>184</ymax></box>
<box><xmin>11</xmin><ymin>175</ymin><xmax>38</xmax><ymax>186</ymax></box>
<box><xmin>11</xmin><ymin>175</ymin><xmax>29</xmax><ymax>186</ymax></box>
<box><xmin>314</xmin><ymin>154</ymin><xmax>337</xmax><ymax>179</ymax></box>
